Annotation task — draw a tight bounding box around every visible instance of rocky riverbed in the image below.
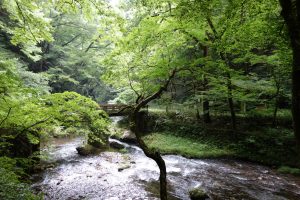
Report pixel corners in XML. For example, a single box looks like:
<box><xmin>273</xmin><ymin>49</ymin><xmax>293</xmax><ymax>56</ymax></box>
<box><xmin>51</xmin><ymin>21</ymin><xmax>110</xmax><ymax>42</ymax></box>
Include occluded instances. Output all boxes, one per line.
<box><xmin>31</xmin><ymin>135</ymin><xmax>300</xmax><ymax>200</ymax></box>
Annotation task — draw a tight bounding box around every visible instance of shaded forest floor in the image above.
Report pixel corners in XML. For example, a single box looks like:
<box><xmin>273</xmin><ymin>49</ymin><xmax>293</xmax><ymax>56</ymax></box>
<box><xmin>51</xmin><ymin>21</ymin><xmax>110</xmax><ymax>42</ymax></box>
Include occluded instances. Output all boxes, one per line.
<box><xmin>118</xmin><ymin>109</ymin><xmax>300</xmax><ymax>175</ymax></box>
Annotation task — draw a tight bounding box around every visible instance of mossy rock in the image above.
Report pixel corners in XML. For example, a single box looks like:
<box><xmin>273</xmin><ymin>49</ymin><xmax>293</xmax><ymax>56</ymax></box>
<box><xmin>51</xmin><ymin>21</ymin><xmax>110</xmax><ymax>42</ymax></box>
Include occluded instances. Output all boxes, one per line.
<box><xmin>189</xmin><ymin>187</ymin><xmax>209</xmax><ymax>200</ymax></box>
<box><xmin>109</xmin><ymin>141</ymin><xmax>125</xmax><ymax>149</ymax></box>
<box><xmin>120</xmin><ymin>130</ymin><xmax>137</xmax><ymax>144</ymax></box>
<box><xmin>76</xmin><ymin>145</ymin><xmax>104</xmax><ymax>156</ymax></box>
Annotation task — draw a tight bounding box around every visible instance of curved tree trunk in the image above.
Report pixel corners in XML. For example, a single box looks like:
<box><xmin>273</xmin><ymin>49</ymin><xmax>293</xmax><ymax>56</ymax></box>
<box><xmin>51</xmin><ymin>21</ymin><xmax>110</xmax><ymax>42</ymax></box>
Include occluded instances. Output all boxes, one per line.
<box><xmin>128</xmin><ymin>69</ymin><xmax>178</xmax><ymax>200</ymax></box>
<box><xmin>131</xmin><ymin>111</ymin><xmax>167</xmax><ymax>200</ymax></box>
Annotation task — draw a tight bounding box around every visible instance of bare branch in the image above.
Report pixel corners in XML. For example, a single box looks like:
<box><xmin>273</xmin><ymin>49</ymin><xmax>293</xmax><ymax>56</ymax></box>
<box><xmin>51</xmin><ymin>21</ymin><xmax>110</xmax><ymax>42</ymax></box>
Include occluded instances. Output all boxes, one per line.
<box><xmin>127</xmin><ymin>67</ymin><xmax>141</xmax><ymax>98</ymax></box>
<box><xmin>134</xmin><ymin>68</ymin><xmax>178</xmax><ymax>112</ymax></box>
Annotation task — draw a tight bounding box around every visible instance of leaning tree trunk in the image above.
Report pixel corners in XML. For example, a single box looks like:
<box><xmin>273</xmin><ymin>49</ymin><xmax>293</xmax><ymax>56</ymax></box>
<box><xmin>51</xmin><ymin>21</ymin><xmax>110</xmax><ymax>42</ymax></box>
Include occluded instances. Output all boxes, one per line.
<box><xmin>131</xmin><ymin>111</ymin><xmax>167</xmax><ymax>200</ymax></box>
<box><xmin>128</xmin><ymin>69</ymin><xmax>178</xmax><ymax>200</ymax></box>
<box><xmin>279</xmin><ymin>0</ymin><xmax>300</xmax><ymax>154</ymax></box>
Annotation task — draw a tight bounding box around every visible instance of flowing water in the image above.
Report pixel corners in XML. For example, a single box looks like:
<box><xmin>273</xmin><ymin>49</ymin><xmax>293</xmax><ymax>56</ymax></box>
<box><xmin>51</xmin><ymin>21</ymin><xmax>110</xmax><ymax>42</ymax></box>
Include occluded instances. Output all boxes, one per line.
<box><xmin>31</xmin><ymin>117</ymin><xmax>300</xmax><ymax>200</ymax></box>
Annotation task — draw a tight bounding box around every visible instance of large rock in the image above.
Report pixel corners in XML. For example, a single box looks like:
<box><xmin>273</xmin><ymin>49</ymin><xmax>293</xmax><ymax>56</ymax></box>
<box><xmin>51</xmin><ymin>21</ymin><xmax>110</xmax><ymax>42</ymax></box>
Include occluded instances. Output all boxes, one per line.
<box><xmin>189</xmin><ymin>187</ymin><xmax>209</xmax><ymax>200</ymax></box>
<box><xmin>118</xmin><ymin>164</ymin><xmax>130</xmax><ymax>172</ymax></box>
<box><xmin>109</xmin><ymin>141</ymin><xmax>125</xmax><ymax>149</ymax></box>
<box><xmin>76</xmin><ymin>145</ymin><xmax>101</xmax><ymax>156</ymax></box>
<box><xmin>120</xmin><ymin>130</ymin><xmax>137</xmax><ymax>144</ymax></box>
<box><xmin>76</xmin><ymin>146</ymin><xmax>91</xmax><ymax>156</ymax></box>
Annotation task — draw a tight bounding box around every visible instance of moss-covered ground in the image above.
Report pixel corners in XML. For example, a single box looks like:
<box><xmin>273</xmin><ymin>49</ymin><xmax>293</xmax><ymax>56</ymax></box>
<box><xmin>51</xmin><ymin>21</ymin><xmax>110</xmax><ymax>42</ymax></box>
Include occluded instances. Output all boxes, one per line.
<box><xmin>131</xmin><ymin>110</ymin><xmax>300</xmax><ymax>175</ymax></box>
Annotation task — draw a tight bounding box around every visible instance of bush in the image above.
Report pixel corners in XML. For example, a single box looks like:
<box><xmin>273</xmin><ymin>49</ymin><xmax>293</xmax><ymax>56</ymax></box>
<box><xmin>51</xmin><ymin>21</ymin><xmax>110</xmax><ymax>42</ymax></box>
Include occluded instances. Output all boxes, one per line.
<box><xmin>0</xmin><ymin>91</ymin><xmax>111</xmax><ymax>156</ymax></box>
<box><xmin>44</xmin><ymin>92</ymin><xmax>111</xmax><ymax>147</ymax></box>
<box><xmin>189</xmin><ymin>187</ymin><xmax>209</xmax><ymax>200</ymax></box>
<box><xmin>278</xmin><ymin>166</ymin><xmax>300</xmax><ymax>176</ymax></box>
<box><xmin>0</xmin><ymin>157</ymin><xmax>41</xmax><ymax>200</ymax></box>
<box><xmin>246</xmin><ymin>108</ymin><xmax>292</xmax><ymax>126</ymax></box>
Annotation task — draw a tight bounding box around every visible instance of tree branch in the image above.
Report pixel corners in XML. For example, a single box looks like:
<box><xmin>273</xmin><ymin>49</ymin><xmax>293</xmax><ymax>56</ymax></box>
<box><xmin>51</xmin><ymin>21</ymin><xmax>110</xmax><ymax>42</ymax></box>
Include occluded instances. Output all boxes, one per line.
<box><xmin>20</xmin><ymin>117</ymin><xmax>51</xmax><ymax>134</ymax></box>
<box><xmin>112</xmin><ymin>105</ymin><xmax>134</xmax><ymax>115</ymax></box>
<box><xmin>14</xmin><ymin>0</ymin><xmax>39</xmax><ymax>44</ymax></box>
<box><xmin>134</xmin><ymin>68</ymin><xmax>178</xmax><ymax>112</ymax></box>
<box><xmin>127</xmin><ymin>67</ymin><xmax>141</xmax><ymax>99</ymax></box>
<box><xmin>0</xmin><ymin>107</ymin><xmax>12</xmax><ymax>127</ymax></box>
<box><xmin>62</xmin><ymin>34</ymin><xmax>81</xmax><ymax>46</ymax></box>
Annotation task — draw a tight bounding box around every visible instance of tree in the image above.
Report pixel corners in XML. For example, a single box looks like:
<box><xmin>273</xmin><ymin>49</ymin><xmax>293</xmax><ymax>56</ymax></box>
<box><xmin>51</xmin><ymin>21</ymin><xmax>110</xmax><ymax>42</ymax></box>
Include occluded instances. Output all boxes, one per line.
<box><xmin>41</xmin><ymin>13</ymin><xmax>115</xmax><ymax>102</ymax></box>
<box><xmin>0</xmin><ymin>0</ymin><xmax>113</xmax><ymax>160</ymax></box>
<box><xmin>103</xmin><ymin>11</ymin><xmax>193</xmax><ymax>198</ymax></box>
<box><xmin>279</xmin><ymin>0</ymin><xmax>300</xmax><ymax>154</ymax></box>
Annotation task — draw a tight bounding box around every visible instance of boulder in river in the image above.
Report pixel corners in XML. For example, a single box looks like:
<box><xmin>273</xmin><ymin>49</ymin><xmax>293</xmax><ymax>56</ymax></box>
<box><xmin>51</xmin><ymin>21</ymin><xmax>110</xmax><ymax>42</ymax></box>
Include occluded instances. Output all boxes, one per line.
<box><xmin>189</xmin><ymin>187</ymin><xmax>209</xmax><ymax>200</ymax></box>
<box><xmin>76</xmin><ymin>145</ymin><xmax>102</xmax><ymax>156</ymax></box>
<box><xmin>109</xmin><ymin>141</ymin><xmax>125</xmax><ymax>149</ymax></box>
<box><xmin>120</xmin><ymin>130</ymin><xmax>137</xmax><ymax>144</ymax></box>
<box><xmin>118</xmin><ymin>164</ymin><xmax>130</xmax><ymax>172</ymax></box>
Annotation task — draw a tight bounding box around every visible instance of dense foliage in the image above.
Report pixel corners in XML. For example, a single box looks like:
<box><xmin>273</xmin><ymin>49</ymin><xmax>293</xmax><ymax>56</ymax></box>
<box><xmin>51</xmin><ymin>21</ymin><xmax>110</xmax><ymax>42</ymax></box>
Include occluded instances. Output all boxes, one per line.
<box><xmin>0</xmin><ymin>157</ymin><xmax>41</xmax><ymax>200</ymax></box>
<box><xmin>104</xmin><ymin>0</ymin><xmax>292</xmax><ymax>126</ymax></box>
<box><xmin>0</xmin><ymin>1</ymin><xmax>113</xmax><ymax>196</ymax></box>
<box><xmin>0</xmin><ymin>0</ymin><xmax>299</xmax><ymax>199</ymax></box>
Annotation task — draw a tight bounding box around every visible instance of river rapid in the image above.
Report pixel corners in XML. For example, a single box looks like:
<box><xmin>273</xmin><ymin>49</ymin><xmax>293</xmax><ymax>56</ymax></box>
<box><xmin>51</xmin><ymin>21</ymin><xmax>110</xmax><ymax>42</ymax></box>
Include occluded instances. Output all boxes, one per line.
<box><xmin>31</xmin><ymin>117</ymin><xmax>300</xmax><ymax>200</ymax></box>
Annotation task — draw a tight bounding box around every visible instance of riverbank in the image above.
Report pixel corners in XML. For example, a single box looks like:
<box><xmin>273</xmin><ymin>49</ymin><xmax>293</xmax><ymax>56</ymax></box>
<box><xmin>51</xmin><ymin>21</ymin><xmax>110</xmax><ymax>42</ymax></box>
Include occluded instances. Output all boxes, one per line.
<box><xmin>117</xmin><ymin>110</ymin><xmax>300</xmax><ymax>175</ymax></box>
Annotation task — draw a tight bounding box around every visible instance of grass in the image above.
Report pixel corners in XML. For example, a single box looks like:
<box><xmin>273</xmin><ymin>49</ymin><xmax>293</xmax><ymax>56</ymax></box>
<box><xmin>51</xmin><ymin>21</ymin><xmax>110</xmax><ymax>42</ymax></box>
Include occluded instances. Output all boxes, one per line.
<box><xmin>115</xmin><ymin>109</ymin><xmax>300</xmax><ymax>174</ymax></box>
<box><xmin>142</xmin><ymin>130</ymin><xmax>298</xmax><ymax>167</ymax></box>
<box><xmin>278</xmin><ymin>166</ymin><xmax>300</xmax><ymax>176</ymax></box>
<box><xmin>143</xmin><ymin>132</ymin><xmax>234</xmax><ymax>158</ymax></box>
<box><xmin>141</xmin><ymin>110</ymin><xmax>299</xmax><ymax>169</ymax></box>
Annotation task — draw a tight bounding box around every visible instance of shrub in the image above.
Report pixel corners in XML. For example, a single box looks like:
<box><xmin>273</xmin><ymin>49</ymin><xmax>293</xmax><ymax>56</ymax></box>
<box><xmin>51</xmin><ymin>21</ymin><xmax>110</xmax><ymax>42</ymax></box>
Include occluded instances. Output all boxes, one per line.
<box><xmin>0</xmin><ymin>157</ymin><xmax>41</xmax><ymax>200</ymax></box>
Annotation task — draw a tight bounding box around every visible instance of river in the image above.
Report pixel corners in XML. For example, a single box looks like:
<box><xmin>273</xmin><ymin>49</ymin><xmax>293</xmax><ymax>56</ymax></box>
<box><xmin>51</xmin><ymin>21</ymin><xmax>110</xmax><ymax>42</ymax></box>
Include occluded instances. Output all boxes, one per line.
<box><xmin>31</xmin><ymin>117</ymin><xmax>300</xmax><ymax>200</ymax></box>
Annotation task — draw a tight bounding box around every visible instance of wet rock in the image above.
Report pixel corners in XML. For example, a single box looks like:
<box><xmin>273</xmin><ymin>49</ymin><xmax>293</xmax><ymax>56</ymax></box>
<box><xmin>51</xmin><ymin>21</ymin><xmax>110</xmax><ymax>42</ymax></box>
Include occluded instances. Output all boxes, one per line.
<box><xmin>33</xmin><ymin>163</ymin><xmax>56</xmax><ymax>172</ymax></box>
<box><xmin>57</xmin><ymin>179</ymin><xmax>63</xmax><ymax>185</ymax></box>
<box><xmin>109</xmin><ymin>141</ymin><xmax>125</xmax><ymax>149</ymax></box>
<box><xmin>76</xmin><ymin>146</ymin><xmax>91</xmax><ymax>156</ymax></box>
<box><xmin>189</xmin><ymin>187</ymin><xmax>209</xmax><ymax>200</ymax></box>
<box><xmin>118</xmin><ymin>164</ymin><xmax>130</xmax><ymax>172</ymax></box>
<box><xmin>262</xmin><ymin>170</ymin><xmax>269</xmax><ymax>174</ymax></box>
<box><xmin>32</xmin><ymin>185</ymin><xmax>43</xmax><ymax>192</ymax></box>
<box><xmin>76</xmin><ymin>145</ymin><xmax>101</xmax><ymax>156</ymax></box>
<box><xmin>120</xmin><ymin>130</ymin><xmax>137</xmax><ymax>144</ymax></box>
